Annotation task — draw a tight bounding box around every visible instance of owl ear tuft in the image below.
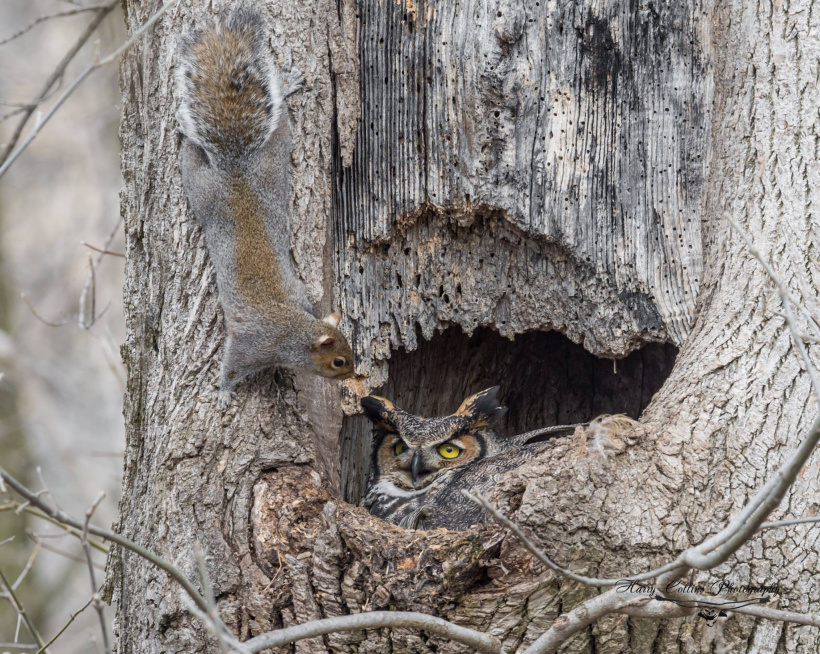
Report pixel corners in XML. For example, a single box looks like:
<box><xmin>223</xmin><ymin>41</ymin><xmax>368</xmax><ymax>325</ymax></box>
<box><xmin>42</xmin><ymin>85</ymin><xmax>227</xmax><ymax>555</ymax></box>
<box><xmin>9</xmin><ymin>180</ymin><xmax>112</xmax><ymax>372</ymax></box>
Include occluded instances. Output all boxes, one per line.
<box><xmin>361</xmin><ymin>395</ymin><xmax>398</xmax><ymax>431</ymax></box>
<box><xmin>453</xmin><ymin>386</ymin><xmax>507</xmax><ymax>426</ymax></box>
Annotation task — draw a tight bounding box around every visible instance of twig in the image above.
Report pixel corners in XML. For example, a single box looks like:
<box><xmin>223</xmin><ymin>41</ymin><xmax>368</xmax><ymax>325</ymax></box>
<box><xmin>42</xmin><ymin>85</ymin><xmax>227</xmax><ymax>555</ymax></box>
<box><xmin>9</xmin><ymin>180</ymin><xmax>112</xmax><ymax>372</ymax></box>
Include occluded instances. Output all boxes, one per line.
<box><xmin>81</xmin><ymin>241</ymin><xmax>125</xmax><ymax>258</ymax></box>
<box><xmin>34</xmin><ymin>595</ymin><xmax>95</xmax><ymax>654</ymax></box>
<box><xmin>27</xmin><ymin>533</ymin><xmax>105</xmax><ymax>568</ymax></box>
<box><xmin>728</xmin><ymin>219</ymin><xmax>820</xmax><ymax>398</ymax></box>
<box><xmin>0</xmin><ymin>0</ymin><xmax>118</xmax><ymax>167</ymax></box>
<box><xmin>20</xmin><ymin>293</ymin><xmax>72</xmax><ymax>328</ymax></box>
<box><xmin>0</xmin><ymin>501</ymin><xmax>109</xmax><ymax>554</ymax></box>
<box><xmin>0</xmin><ymin>5</ymin><xmax>109</xmax><ymax>47</ymax></box>
<box><xmin>463</xmin><ymin>491</ymin><xmax>684</xmax><ymax>586</ymax></box>
<box><xmin>520</xmin><ymin>589</ymin><xmax>655</xmax><ymax>654</ymax></box>
<box><xmin>82</xmin><ymin>492</ymin><xmax>110</xmax><ymax>654</ymax></box>
<box><xmin>0</xmin><ymin>645</ymin><xmax>38</xmax><ymax>651</ymax></box>
<box><xmin>759</xmin><ymin>516</ymin><xmax>820</xmax><ymax>530</ymax></box>
<box><xmin>682</xmin><ymin>416</ymin><xmax>820</xmax><ymax>569</ymax></box>
<box><xmin>78</xmin><ymin>211</ymin><xmax>125</xmax><ymax>331</ymax></box>
<box><xmin>0</xmin><ymin>566</ymin><xmax>47</xmax><ymax>651</ymax></box>
<box><xmin>0</xmin><ymin>0</ymin><xmax>178</xmax><ymax>179</ymax></box>
<box><xmin>241</xmin><ymin>611</ymin><xmax>503</xmax><ymax>654</ymax></box>
<box><xmin>192</xmin><ymin>542</ymin><xmax>237</xmax><ymax>653</ymax></box>
<box><xmin>11</xmin><ymin>542</ymin><xmax>41</xmax><ymax>590</ymax></box>
<box><xmin>0</xmin><ymin>467</ymin><xmax>211</xmax><ymax>616</ymax></box>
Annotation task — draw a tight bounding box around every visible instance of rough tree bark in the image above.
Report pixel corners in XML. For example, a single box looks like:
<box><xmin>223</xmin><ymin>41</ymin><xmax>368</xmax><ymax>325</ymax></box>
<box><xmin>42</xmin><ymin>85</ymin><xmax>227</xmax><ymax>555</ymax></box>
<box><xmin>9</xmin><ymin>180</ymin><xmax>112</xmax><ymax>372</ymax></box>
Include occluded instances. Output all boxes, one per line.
<box><xmin>112</xmin><ymin>0</ymin><xmax>820</xmax><ymax>652</ymax></box>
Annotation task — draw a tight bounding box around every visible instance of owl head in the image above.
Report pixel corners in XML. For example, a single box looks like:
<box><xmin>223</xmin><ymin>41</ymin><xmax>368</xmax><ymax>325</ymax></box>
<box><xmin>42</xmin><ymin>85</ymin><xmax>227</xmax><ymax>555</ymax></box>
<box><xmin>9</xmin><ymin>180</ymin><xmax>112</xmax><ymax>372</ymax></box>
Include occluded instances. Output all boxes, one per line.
<box><xmin>361</xmin><ymin>386</ymin><xmax>508</xmax><ymax>492</ymax></box>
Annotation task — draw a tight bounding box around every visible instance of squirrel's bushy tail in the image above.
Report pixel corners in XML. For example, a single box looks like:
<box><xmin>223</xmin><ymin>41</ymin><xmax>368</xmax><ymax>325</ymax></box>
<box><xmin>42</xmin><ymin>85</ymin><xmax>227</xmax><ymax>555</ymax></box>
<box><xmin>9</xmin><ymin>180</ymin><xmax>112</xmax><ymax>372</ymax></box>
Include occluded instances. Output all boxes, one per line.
<box><xmin>176</xmin><ymin>8</ymin><xmax>282</xmax><ymax>164</ymax></box>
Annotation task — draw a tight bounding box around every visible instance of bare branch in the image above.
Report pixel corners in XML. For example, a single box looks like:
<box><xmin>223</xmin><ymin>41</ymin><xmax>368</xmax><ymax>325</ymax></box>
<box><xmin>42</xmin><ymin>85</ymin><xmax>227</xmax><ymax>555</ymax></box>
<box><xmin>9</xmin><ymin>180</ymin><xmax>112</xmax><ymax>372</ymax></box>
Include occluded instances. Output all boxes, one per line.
<box><xmin>521</xmin><ymin>589</ymin><xmax>656</xmax><ymax>654</ymax></box>
<box><xmin>0</xmin><ymin>5</ymin><xmax>109</xmax><ymax>47</ymax></box>
<box><xmin>728</xmin><ymin>218</ymin><xmax>820</xmax><ymax>398</ymax></box>
<box><xmin>682</xmin><ymin>416</ymin><xmax>820</xmax><ymax>569</ymax></box>
<box><xmin>0</xmin><ymin>566</ymin><xmax>47</xmax><ymax>651</ymax></box>
<box><xmin>0</xmin><ymin>467</ymin><xmax>211</xmax><ymax>616</ymax></box>
<box><xmin>20</xmin><ymin>293</ymin><xmax>72</xmax><ymax>328</ymax></box>
<box><xmin>34</xmin><ymin>595</ymin><xmax>95</xmax><ymax>654</ymax></box>
<box><xmin>0</xmin><ymin>500</ymin><xmax>109</xmax><ymax>554</ymax></box>
<box><xmin>26</xmin><ymin>532</ymin><xmax>105</xmax><ymax>568</ymax></box>
<box><xmin>242</xmin><ymin>611</ymin><xmax>503</xmax><ymax>654</ymax></box>
<box><xmin>759</xmin><ymin>515</ymin><xmax>820</xmax><ymax>530</ymax></box>
<box><xmin>82</xmin><ymin>492</ymin><xmax>110</xmax><ymax>654</ymax></box>
<box><xmin>463</xmin><ymin>491</ymin><xmax>685</xmax><ymax>586</ymax></box>
<box><xmin>81</xmin><ymin>241</ymin><xmax>125</xmax><ymax>258</ymax></box>
<box><xmin>0</xmin><ymin>0</ymin><xmax>117</xmax><ymax>167</ymax></box>
<box><xmin>192</xmin><ymin>542</ymin><xmax>238</xmax><ymax>653</ymax></box>
<box><xmin>0</xmin><ymin>0</ymin><xmax>179</xmax><ymax>179</ymax></box>
<box><xmin>11</xmin><ymin>542</ymin><xmax>41</xmax><ymax>591</ymax></box>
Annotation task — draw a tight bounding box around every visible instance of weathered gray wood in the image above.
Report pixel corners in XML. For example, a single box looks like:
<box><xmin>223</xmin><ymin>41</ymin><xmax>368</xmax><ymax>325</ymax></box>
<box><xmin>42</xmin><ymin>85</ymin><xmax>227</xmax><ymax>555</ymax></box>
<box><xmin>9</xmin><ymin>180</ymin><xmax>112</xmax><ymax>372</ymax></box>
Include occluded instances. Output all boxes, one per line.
<box><xmin>113</xmin><ymin>0</ymin><xmax>820</xmax><ymax>651</ymax></box>
<box><xmin>335</xmin><ymin>0</ymin><xmax>710</xmax><ymax>397</ymax></box>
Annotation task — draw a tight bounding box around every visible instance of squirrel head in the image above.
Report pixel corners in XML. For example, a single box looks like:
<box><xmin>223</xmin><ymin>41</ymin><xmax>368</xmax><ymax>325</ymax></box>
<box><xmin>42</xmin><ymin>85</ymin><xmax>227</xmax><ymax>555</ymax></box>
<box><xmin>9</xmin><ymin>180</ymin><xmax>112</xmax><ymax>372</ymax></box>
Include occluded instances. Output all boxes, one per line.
<box><xmin>310</xmin><ymin>313</ymin><xmax>355</xmax><ymax>380</ymax></box>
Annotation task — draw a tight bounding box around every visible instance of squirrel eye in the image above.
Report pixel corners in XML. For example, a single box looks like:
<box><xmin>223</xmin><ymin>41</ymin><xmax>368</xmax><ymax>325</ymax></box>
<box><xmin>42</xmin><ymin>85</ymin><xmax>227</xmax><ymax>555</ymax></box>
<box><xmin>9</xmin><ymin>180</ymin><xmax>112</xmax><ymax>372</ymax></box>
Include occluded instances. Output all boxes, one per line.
<box><xmin>438</xmin><ymin>444</ymin><xmax>461</xmax><ymax>459</ymax></box>
<box><xmin>332</xmin><ymin>357</ymin><xmax>346</xmax><ymax>369</ymax></box>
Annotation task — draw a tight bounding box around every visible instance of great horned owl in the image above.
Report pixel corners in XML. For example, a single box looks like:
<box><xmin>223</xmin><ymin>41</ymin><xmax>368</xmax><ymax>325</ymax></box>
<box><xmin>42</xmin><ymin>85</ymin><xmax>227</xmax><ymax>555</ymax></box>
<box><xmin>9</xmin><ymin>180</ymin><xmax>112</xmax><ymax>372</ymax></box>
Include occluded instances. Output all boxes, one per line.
<box><xmin>361</xmin><ymin>386</ymin><xmax>579</xmax><ymax>530</ymax></box>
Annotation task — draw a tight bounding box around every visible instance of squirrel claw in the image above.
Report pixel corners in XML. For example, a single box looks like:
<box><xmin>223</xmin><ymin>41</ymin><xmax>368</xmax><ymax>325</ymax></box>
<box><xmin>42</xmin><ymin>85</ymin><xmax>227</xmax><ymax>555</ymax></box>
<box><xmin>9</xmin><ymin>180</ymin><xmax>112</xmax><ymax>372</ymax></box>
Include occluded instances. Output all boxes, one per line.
<box><xmin>282</xmin><ymin>68</ymin><xmax>305</xmax><ymax>98</ymax></box>
<box><xmin>217</xmin><ymin>390</ymin><xmax>236</xmax><ymax>410</ymax></box>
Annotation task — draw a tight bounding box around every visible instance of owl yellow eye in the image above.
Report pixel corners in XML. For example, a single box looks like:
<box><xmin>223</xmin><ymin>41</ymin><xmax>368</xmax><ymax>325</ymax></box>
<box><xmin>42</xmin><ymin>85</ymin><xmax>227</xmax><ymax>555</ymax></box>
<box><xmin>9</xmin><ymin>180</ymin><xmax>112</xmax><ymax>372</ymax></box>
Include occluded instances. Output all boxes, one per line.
<box><xmin>394</xmin><ymin>442</ymin><xmax>406</xmax><ymax>456</ymax></box>
<box><xmin>438</xmin><ymin>444</ymin><xmax>461</xmax><ymax>459</ymax></box>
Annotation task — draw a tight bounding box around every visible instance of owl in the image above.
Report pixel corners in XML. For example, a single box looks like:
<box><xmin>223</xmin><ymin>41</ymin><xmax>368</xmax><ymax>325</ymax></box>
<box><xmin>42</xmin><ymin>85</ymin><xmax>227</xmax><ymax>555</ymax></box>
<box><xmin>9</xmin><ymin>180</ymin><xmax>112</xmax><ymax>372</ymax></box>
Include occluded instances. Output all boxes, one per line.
<box><xmin>361</xmin><ymin>386</ymin><xmax>580</xmax><ymax>530</ymax></box>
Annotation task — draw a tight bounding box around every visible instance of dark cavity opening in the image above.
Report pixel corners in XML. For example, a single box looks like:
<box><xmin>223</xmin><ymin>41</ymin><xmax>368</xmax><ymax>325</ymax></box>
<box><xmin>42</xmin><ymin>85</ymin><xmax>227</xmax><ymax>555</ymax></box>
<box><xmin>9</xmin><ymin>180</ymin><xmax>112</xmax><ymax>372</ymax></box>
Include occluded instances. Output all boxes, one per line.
<box><xmin>340</xmin><ymin>326</ymin><xmax>678</xmax><ymax>504</ymax></box>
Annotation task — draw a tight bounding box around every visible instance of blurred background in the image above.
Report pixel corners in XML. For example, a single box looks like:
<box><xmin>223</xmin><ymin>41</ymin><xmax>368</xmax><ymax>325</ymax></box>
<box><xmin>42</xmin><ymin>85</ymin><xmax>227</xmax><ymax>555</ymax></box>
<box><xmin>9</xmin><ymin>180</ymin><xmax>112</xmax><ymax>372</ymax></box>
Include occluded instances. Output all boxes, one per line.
<box><xmin>0</xmin><ymin>1</ymin><xmax>126</xmax><ymax>651</ymax></box>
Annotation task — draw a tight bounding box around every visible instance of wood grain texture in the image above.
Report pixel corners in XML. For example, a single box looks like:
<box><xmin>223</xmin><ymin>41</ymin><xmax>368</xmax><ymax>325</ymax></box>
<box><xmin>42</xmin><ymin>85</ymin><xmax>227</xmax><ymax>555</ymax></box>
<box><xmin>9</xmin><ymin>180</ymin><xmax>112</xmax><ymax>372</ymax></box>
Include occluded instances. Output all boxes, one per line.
<box><xmin>335</xmin><ymin>0</ymin><xmax>710</xmax><ymax>395</ymax></box>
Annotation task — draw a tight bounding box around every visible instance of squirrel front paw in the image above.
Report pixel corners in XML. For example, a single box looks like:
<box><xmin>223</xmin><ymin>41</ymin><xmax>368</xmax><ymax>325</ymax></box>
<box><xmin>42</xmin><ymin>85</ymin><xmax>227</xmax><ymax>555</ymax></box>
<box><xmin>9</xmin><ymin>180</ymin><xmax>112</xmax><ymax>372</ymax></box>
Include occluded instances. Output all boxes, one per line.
<box><xmin>282</xmin><ymin>68</ymin><xmax>305</xmax><ymax>98</ymax></box>
<box><xmin>217</xmin><ymin>390</ymin><xmax>236</xmax><ymax>410</ymax></box>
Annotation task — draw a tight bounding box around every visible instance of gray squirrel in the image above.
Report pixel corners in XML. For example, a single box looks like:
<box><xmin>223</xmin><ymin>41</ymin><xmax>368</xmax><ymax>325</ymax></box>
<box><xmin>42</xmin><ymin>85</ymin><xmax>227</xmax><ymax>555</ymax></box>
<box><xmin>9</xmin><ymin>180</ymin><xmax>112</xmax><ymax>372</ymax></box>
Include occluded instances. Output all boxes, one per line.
<box><xmin>175</xmin><ymin>7</ymin><xmax>354</xmax><ymax>406</ymax></box>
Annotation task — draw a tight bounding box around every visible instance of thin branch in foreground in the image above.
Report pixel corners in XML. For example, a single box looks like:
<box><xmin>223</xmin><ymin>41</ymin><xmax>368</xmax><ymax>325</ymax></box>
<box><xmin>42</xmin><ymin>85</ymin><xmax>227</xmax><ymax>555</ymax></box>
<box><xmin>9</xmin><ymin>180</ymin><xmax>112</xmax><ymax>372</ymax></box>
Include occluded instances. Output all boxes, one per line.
<box><xmin>1</xmin><ymin>469</ymin><xmax>502</xmax><ymax>654</ymax></box>
<box><xmin>241</xmin><ymin>612</ymin><xmax>502</xmax><ymax>654</ymax></box>
<box><xmin>26</xmin><ymin>532</ymin><xmax>105</xmax><ymax>568</ymax></box>
<box><xmin>0</xmin><ymin>500</ymin><xmax>109</xmax><ymax>554</ymax></box>
<box><xmin>728</xmin><ymin>218</ymin><xmax>820</xmax><ymax>398</ymax></box>
<box><xmin>0</xmin><ymin>0</ymin><xmax>179</xmax><ymax>180</ymax></box>
<box><xmin>192</xmin><ymin>542</ymin><xmax>239</xmax><ymax>653</ymax></box>
<box><xmin>0</xmin><ymin>467</ymin><xmax>211</xmax><ymax>617</ymax></box>
<box><xmin>759</xmin><ymin>515</ymin><xmax>820</xmax><ymax>530</ymax></box>
<box><xmin>463</xmin><ymin>491</ymin><xmax>684</xmax><ymax>586</ymax></box>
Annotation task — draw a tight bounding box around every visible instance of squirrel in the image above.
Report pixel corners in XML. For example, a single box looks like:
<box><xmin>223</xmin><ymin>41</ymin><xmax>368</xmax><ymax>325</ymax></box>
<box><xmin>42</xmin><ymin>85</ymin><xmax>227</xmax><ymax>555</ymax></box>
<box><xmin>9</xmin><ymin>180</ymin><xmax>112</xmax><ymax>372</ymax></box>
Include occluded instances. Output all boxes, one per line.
<box><xmin>175</xmin><ymin>7</ymin><xmax>354</xmax><ymax>406</ymax></box>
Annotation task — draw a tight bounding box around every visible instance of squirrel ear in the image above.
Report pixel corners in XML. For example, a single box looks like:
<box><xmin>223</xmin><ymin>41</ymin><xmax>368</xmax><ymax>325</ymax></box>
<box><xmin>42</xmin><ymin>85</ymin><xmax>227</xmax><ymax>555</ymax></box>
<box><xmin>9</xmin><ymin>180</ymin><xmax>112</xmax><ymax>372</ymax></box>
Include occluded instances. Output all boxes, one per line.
<box><xmin>453</xmin><ymin>386</ymin><xmax>507</xmax><ymax>426</ymax></box>
<box><xmin>323</xmin><ymin>312</ymin><xmax>341</xmax><ymax>328</ymax></box>
<box><xmin>361</xmin><ymin>395</ymin><xmax>399</xmax><ymax>431</ymax></box>
<box><xmin>313</xmin><ymin>334</ymin><xmax>335</xmax><ymax>350</ymax></box>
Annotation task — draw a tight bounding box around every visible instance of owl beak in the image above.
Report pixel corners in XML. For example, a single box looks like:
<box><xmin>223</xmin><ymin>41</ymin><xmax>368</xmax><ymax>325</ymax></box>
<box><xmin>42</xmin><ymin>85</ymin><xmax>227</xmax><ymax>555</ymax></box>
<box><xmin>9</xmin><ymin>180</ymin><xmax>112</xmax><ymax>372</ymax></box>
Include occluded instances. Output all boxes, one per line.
<box><xmin>411</xmin><ymin>450</ymin><xmax>431</xmax><ymax>484</ymax></box>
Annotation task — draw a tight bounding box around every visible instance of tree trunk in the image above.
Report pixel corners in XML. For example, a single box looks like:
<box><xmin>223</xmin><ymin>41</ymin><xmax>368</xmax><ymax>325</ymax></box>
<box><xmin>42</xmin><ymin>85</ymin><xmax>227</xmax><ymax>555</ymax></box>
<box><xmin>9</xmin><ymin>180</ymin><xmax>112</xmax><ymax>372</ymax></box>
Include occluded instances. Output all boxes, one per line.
<box><xmin>112</xmin><ymin>0</ymin><xmax>820</xmax><ymax>652</ymax></box>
